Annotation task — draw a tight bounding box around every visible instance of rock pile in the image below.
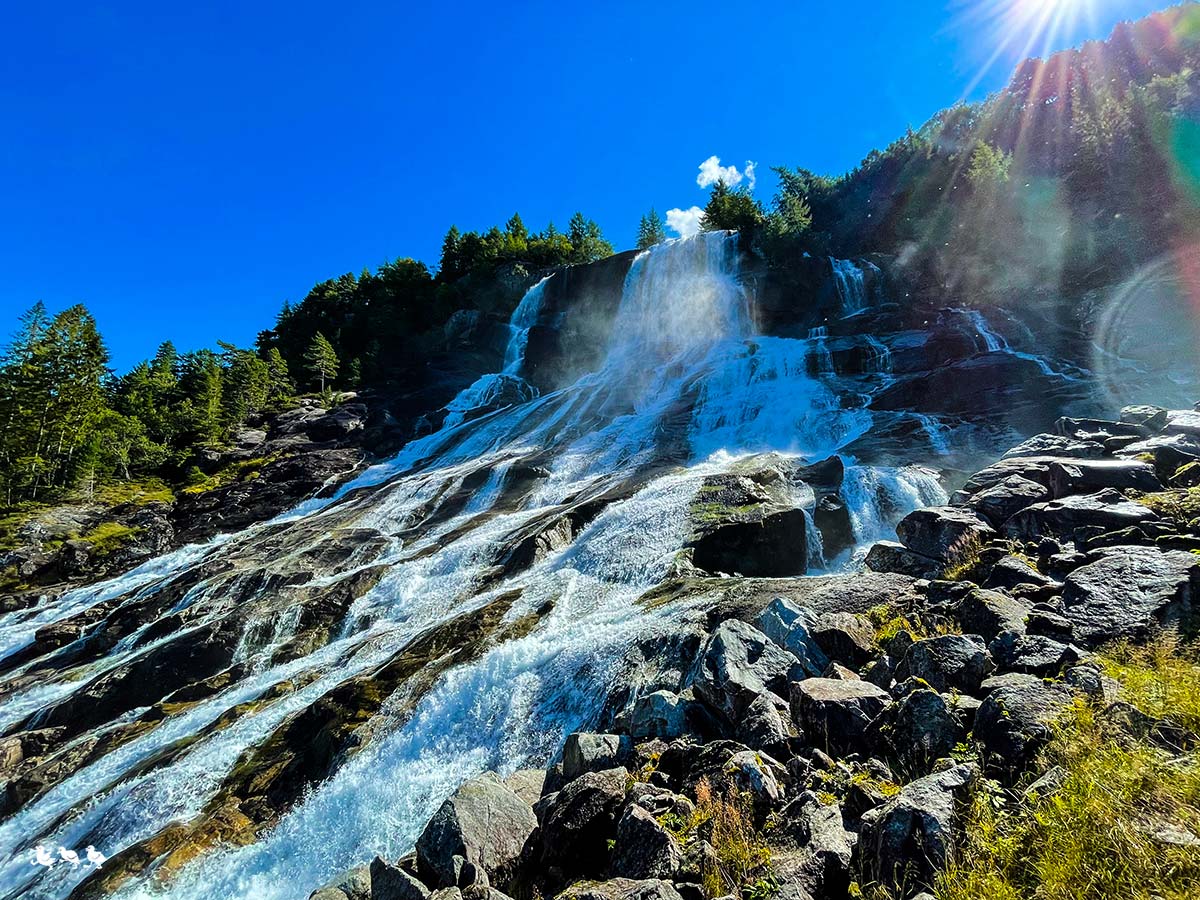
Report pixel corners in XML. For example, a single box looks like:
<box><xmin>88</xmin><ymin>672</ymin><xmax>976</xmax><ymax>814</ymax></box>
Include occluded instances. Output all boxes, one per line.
<box><xmin>311</xmin><ymin>404</ymin><xmax>1200</xmax><ymax>900</ymax></box>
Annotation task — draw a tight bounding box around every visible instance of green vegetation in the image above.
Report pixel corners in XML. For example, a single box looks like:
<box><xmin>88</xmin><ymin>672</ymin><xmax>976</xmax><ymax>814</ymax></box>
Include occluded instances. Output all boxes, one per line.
<box><xmin>636</xmin><ymin>208</ymin><xmax>667</xmax><ymax>249</ymax></box>
<box><xmin>661</xmin><ymin>779</ymin><xmax>771</xmax><ymax>898</ymax></box>
<box><xmin>938</xmin><ymin>638</ymin><xmax>1200</xmax><ymax>900</ymax></box>
<box><xmin>1133</xmin><ymin>487</ymin><xmax>1200</xmax><ymax>525</ymax></box>
<box><xmin>304</xmin><ymin>332</ymin><xmax>340</xmax><ymax>397</ymax></box>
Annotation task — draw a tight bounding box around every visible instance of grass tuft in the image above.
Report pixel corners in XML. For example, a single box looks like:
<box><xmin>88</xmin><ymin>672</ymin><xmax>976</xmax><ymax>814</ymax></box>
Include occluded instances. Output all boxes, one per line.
<box><xmin>937</xmin><ymin>638</ymin><xmax>1200</xmax><ymax>900</ymax></box>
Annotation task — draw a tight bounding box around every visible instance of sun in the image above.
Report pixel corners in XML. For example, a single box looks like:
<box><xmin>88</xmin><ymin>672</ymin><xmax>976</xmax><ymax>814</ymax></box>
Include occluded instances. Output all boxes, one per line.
<box><xmin>953</xmin><ymin>0</ymin><xmax>1101</xmax><ymax>100</ymax></box>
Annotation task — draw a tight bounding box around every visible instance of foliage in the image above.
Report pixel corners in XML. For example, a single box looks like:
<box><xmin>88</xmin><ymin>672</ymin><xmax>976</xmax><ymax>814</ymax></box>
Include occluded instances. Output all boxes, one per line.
<box><xmin>304</xmin><ymin>332</ymin><xmax>340</xmax><ymax>395</ymax></box>
<box><xmin>701</xmin><ymin>181</ymin><xmax>765</xmax><ymax>235</ymax></box>
<box><xmin>1132</xmin><ymin>487</ymin><xmax>1200</xmax><ymax>525</ymax></box>
<box><xmin>938</xmin><ymin>639</ymin><xmax>1200</xmax><ymax>900</ymax></box>
<box><xmin>965</xmin><ymin>142</ymin><xmax>1012</xmax><ymax>190</ymax></box>
<box><xmin>636</xmin><ymin>208</ymin><xmax>667</xmax><ymax>249</ymax></box>
<box><xmin>692</xmin><ymin>780</ymin><xmax>772</xmax><ymax>897</ymax></box>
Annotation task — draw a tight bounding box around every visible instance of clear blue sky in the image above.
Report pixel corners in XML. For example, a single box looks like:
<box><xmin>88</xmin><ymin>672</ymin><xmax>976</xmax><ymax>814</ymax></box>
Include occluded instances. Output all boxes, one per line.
<box><xmin>0</xmin><ymin>0</ymin><xmax>1167</xmax><ymax>371</ymax></box>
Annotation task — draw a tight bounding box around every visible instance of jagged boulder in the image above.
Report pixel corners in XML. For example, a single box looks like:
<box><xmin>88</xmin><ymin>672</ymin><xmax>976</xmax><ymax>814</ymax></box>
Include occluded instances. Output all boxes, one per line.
<box><xmin>1060</xmin><ymin>545</ymin><xmax>1199</xmax><ymax>647</ymax></box>
<box><xmin>686</xmin><ymin>472</ymin><xmax>810</xmax><ymax>576</ymax></box>
<box><xmin>628</xmin><ymin>691</ymin><xmax>688</xmax><ymax>741</ymax></box>
<box><xmin>868</xmin><ymin>689</ymin><xmax>964</xmax><ymax>773</ymax></box>
<box><xmin>539</xmin><ymin>768</ymin><xmax>628</xmax><ymax>881</ymax></box>
<box><xmin>685</xmin><ymin>620</ymin><xmax>802</xmax><ymax>724</ymax></box>
<box><xmin>609</xmin><ymin>805</ymin><xmax>682</xmax><ymax>880</ymax></box>
<box><xmin>858</xmin><ymin>763</ymin><xmax>979</xmax><ymax>890</ymax></box>
<box><xmin>956</xmin><ymin>588</ymin><xmax>1031</xmax><ymax>640</ymax></box>
<box><xmin>965</xmin><ymin>475</ymin><xmax>1052</xmax><ymax>527</ymax></box>
<box><xmin>895</xmin><ymin>635</ymin><xmax>994</xmax><ymax>695</ymax></box>
<box><xmin>895</xmin><ymin>507</ymin><xmax>997</xmax><ymax>562</ymax></box>
<box><xmin>309</xmin><ymin>863</ymin><xmax>374</xmax><ymax>900</ymax></box>
<box><xmin>415</xmin><ymin>773</ymin><xmax>537</xmax><ymax>889</ymax></box>
<box><xmin>1005</xmin><ymin>489</ymin><xmax>1159</xmax><ymax>540</ymax></box>
<box><xmin>371</xmin><ymin>857</ymin><xmax>432</xmax><ymax>900</ymax></box>
<box><xmin>974</xmin><ymin>674</ymin><xmax>1076</xmax><ymax>772</ymax></box>
<box><xmin>811</xmin><ymin>612</ymin><xmax>877</xmax><ymax>668</ymax></box>
<box><xmin>562</xmin><ymin>734</ymin><xmax>633</xmax><ymax>781</ymax></box>
<box><xmin>735</xmin><ymin>693</ymin><xmax>791</xmax><ymax>758</ymax></box>
<box><xmin>865</xmin><ymin>541</ymin><xmax>942</xmax><ymax>578</ymax></box>
<box><xmin>753</xmin><ymin>597</ymin><xmax>829</xmax><ymax>677</ymax></box>
<box><xmin>768</xmin><ymin>794</ymin><xmax>854</xmax><ymax>898</ymax></box>
<box><xmin>553</xmin><ymin>879</ymin><xmax>683</xmax><ymax>900</ymax></box>
<box><xmin>1047</xmin><ymin>459</ymin><xmax>1160</xmax><ymax>498</ymax></box>
<box><xmin>789</xmin><ymin>678</ymin><xmax>891</xmax><ymax>756</ymax></box>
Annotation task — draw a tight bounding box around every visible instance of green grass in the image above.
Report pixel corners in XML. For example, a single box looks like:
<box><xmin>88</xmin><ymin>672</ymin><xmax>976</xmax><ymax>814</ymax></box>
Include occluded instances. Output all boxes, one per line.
<box><xmin>89</xmin><ymin>477</ymin><xmax>175</xmax><ymax>507</ymax></box>
<box><xmin>937</xmin><ymin>639</ymin><xmax>1200</xmax><ymax>900</ymax></box>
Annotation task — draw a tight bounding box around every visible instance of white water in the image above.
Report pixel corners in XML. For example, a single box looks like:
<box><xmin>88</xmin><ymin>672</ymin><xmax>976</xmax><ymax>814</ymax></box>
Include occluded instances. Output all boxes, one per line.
<box><xmin>0</xmin><ymin>233</ymin><xmax>967</xmax><ymax>900</ymax></box>
<box><xmin>830</xmin><ymin>258</ymin><xmax>877</xmax><ymax>316</ymax></box>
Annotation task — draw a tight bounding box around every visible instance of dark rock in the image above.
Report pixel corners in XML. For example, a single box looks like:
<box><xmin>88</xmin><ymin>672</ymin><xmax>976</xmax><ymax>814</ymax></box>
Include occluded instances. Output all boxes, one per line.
<box><xmin>983</xmin><ymin>555</ymin><xmax>1054</xmax><ymax>591</ymax></box>
<box><xmin>895</xmin><ymin>635</ymin><xmax>994</xmax><ymax>695</ymax></box>
<box><xmin>609</xmin><ymin>805</ymin><xmax>682</xmax><ymax>880</ymax></box>
<box><xmin>956</xmin><ymin>588</ymin><xmax>1031</xmax><ymax>641</ymax></box>
<box><xmin>502</xmin><ymin>771</ymin><xmax>546</xmax><ymax>807</ymax></box>
<box><xmin>1100</xmin><ymin>702</ymin><xmax>1198</xmax><ymax>752</ymax></box>
<box><xmin>868</xmin><ymin>689</ymin><xmax>964</xmax><ymax>774</ymax></box>
<box><xmin>966</xmin><ymin>476</ymin><xmax>1052</xmax><ymax>528</ymax></box>
<box><xmin>309</xmin><ymin>863</ymin><xmax>373</xmax><ymax>900</ymax></box>
<box><xmin>990</xmin><ymin>633</ymin><xmax>1080</xmax><ymax>676</ymax></box>
<box><xmin>685</xmin><ymin>620</ymin><xmax>801</xmax><ymax>724</ymax></box>
<box><xmin>628</xmin><ymin>692</ymin><xmax>688</xmax><ymax>741</ymax></box>
<box><xmin>1121</xmin><ymin>405</ymin><xmax>1169</xmax><ymax>431</ymax></box>
<box><xmin>789</xmin><ymin>678</ymin><xmax>891</xmax><ymax>756</ymax></box>
<box><xmin>974</xmin><ymin>675</ymin><xmax>1075</xmax><ymax>772</ymax></box>
<box><xmin>735</xmin><ymin>693</ymin><xmax>791</xmax><ymax>758</ymax></box>
<box><xmin>811</xmin><ymin>612</ymin><xmax>877</xmax><ymax>669</ymax></box>
<box><xmin>562</xmin><ymin>734</ymin><xmax>633</xmax><ymax>781</ymax></box>
<box><xmin>539</xmin><ymin>768</ymin><xmax>628</xmax><ymax>881</ymax></box>
<box><xmin>1116</xmin><ymin>433</ymin><xmax>1200</xmax><ymax>477</ymax></box>
<box><xmin>895</xmin><ymin>507</ymin><xmax>997</xmax><ymax>562</ymax></box>
<box><xmin>1005</xmin><ymin>490</ymin><xmax>1159</xmax><ymax>541</ymax></box>
<box><xmin>1061</xmin><ymin>545</ymin><xmax>1199</xmax><ymax>647</ymax></box>
<box><xmin>865</xmin><ymin>541</ymin><xmax>942</xmax><ymax>578</ymax></box>
<box><xmin>1001</xmin><ymin>434</ymin><xmax>1105</xmax><ymax>460</ymax></box>
<box><xmin>769</xmin><ymin>794</ymin><xmax>853</xmax><ymax>898</ymax></box>
<box><xmin>552</xmin><ymin>879</ymin><xmax>683</xmax><ymax>900</ymax></box>
<box><xmin>687</xmin><ymin>473</ymin><xmax>810</xmax><ymax>577</ymax></box>
<box><xmin>416</xmin><ymin>773</ymin><xmax>537</xmax><ymax>889</ymax></box>
<box><xmin>753</xmin><ymin>598</ymin><xmax>829</xmax><ymax>677</ymax></box>
<box><xmin>858</xmin><ymin>763</ymin><xmax>979</xmax><ymax>890</ymax></box>
<box><xmin>371</xmin><ymin>857</ymin><xmax>432</xmax><ymax>900</ymax></box>
<box><xmin>1048</xmin><ymin>459</ymin><xmax>1160</xmax><ymax>498</ymax></box>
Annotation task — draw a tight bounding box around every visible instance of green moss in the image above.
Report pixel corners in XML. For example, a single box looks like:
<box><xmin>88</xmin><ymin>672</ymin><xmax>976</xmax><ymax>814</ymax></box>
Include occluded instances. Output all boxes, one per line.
<box><xmin>938</xmin><ymin>638</ymin><xmax>1200</xmax><ymax>900</ymax></box>
<box><xmin>180</xmin><ymin>456</ymin><xmax>277</xmax><ymax>496</ymax></box>
<box><xmin>78</xmin><ymin>521</ymin><xmax>141</xmax><ymax>555</ymax></box>
<box><xmin>1132</xmin><ymin>487</ymin><xmax>1200</xmax><ymax>526</ymax></box>
<box><xmin>90</xmin><ymin>477</ymin><xmax>175</xmax><ymax>507</ymax></box>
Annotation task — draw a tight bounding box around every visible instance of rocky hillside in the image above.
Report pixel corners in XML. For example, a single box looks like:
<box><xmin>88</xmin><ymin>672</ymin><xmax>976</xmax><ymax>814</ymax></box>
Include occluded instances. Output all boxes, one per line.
<box><xmin>304</xmin><ymin>402</ymin><xmax>1200</xmax><ymax>900</ymax></box>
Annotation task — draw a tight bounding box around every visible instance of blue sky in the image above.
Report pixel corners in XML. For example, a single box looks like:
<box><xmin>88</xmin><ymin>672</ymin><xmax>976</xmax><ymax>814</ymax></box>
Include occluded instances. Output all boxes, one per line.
<box><xmin>0</xmin><ymin>0</ymin><xmax>1167</xmax><ymax>371</ymax></box>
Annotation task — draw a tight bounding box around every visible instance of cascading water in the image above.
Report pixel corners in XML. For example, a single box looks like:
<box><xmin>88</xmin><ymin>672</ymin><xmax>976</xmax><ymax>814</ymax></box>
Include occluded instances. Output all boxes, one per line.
<box><xmin>830</xmin><ymin>257</ymin><xmax>877</xmax><ymax>316</ymax></box>
<box><xmin>0</xmin><ymin>232</ymin><xmax>974</xmax><ymax>900</ymax></box>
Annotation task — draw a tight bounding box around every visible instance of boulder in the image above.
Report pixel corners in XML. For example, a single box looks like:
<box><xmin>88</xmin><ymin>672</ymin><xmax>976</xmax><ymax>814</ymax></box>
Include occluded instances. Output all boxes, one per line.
<box><xmin>895</xmin><ymin>635</ymin><xmax>994</xmax><ymax>695</ymax></box>
<box><xmin>990</xmin><ymin>634</ymin><xmax>1079</xmax><ymax>676</ymax></box>
<box><xmin>753</xmin><ymin>598</ymin><xmax>829</xmax><ymax>677</ymax></box>
<box><xmin>1117</xmin><ymin>433</ymin><xmax>1200</xmax><ymax>476</ymax></box>
<box><xmin>371</xmin><ymin>857</ymin><xmax>432</xmax><ymax>900</ymax></box>
<box><xmin>415</xmin><ymin>773</ymin><xmax>537</xmax><ymax>889</ymax></box>
<box><xmin>628</xmin><ymin>691</ymin><xmax>688</xmax><ymax>741</ymax></box>
<box><xmin>687</xmin><ymin>473</ymin><xmax>810</xmax><ymax>576</ymax></box>
<box><xmin>1001</xmin><ymin>434</ymin><xmax>1105</xmax><ymax>460</ymax></box>
<box><xmin>553</xmin><ymin>880</ymin><xmax>683</xmax><ymax>900</ymax></box>
<box><xmin>725</xmin><ymin>749</ymin><xmax>782</xmax><ymax>805</ymax></box>
<box><xmin>539</xmin><ymin>768</ymin><xmax>628</xmax><ymax>880</ymax></box>
<box><xmin>309</xmin><ymin>864</ymin><xmax>373</xmax><ymax>900</ymax></box>
<box><xmin>811</xmin><ymin>612</ymin><xmax>877</xmax><ymax>669</ymax></box>
<box><xmin>1047</xmin><ymin>459</ymin><xmax>1160</xmax><ymax>498</ymax></box>
<box><xmin>769</xmin><ymin>794</ymin><xmax>853</xmax><ymax>897</ymax></box>
<box><xmin>609</xmin><ymin>804</ymin><xmax>683</xmax><ymax>880</ymax></box>
<box><xmin>983</xmin><ymin>555</ymin><xmax>1054</xmax><ymax>592</ymax></box>
<box><xmin>956</xmin><ymin>589</ymin><xmax>1031</xmax><ymax>640</ymax></box>
<box><xmin>1121</xmin><ymin>405</ymin><xmax>1169</xmax><ymax>431</ymax></box>
<box><xmin>974</xmin><ymin>674</ymin><xmax>1075</xmax><ymax>772</ymax></box>
<box><xmin>789</xmin><ymin>678</ymin><xmax>891</xmax><ymax>756</ymax></box>
<box><xmin>868</xmin><ymin>689</ymin><xmax>964</xmax><ymax>773</ymax></box>
<box><xmin>685</xmin><ymin>620</ymin><xmax>801</xmax><ymax>724</ymax></box>
<box><xmin>965</xmin><ymin>476</ymin><xmax>1052</xmax><ymax>528</ymax></box>
<box><xmin>1005</xmin><ymin>490</ymin><xmax>1159</xmax><ymax>541</ymax></box>
<box><xmin>1166</xmin><ymin>409</ymin><xmax>1200</xmax><ymax>437</ymax></box>
<box><xmin>895</xmin><ymin>507</ymin><xmax>997</xmax><ymax>562</ymax></box>
<box><xmin>858</xmin><ymin>763</ymin><xmax>979</xmax><ymax>890</ymax></box>
<box><xmin>502</xmin><ymin>770</ymin><xmax>546</xmax><ymax>807</ymax></box>
<box><xmin>1060</xmin><ymin>546</ymin><xmax>1199</xmax><ymax>648</ymax></box>
<box><xmin>864</xmin><ymin>541</ymin><xmax>942</xmax><ymax>578</ymax></box>
<box><xmin>734</xmin><ymin>693</ymin><xmax>791</xmax><ymax>758</ymax></box>
<box><xmin>562</xmin><ymin>734</ymin><xmax>633</xmax><ymax>781</ymax></box>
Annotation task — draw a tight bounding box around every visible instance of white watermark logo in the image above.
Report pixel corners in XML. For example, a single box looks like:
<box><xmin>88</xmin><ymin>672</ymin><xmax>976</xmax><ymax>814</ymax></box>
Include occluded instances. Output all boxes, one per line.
<box><xmin>30</xmin><ymin>845</ymin><xmax>106</xmax><ymax>869</ymax></box>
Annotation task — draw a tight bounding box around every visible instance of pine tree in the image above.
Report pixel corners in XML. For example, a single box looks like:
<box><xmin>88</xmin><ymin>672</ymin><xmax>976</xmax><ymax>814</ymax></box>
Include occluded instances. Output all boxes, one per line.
<box><xmin>264</xmin><ymin>347</ymin><xmax>293</xmax><ymax>404</ymax></box>
<box><xmin>304</xmin><ymin>332</ymin><xmax>340</xmax><ymax>394</ymax></box>
<box><xmin>439</xmin><ymin>225</ymin><xmax>463</xmax><ymax>280</ymax></box>
<box><xmin>568</xmin><ymin>212</ymin><xmax>615</xmax><ymax>264</ymax></box>
<box><xmin>636</xmin><ymin>208</ymin><xmax>667</xmax><ymax>249</ymax></box>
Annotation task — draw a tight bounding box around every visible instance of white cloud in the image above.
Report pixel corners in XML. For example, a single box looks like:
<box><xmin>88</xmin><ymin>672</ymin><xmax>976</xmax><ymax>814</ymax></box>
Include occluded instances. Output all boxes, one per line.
<box><xmin>666</xmin><ymin>206</ymin><xmax>705</xmax><ymax>238</ymax></box>
<box><xmin>695</xmin><ymin>155</ymin><xmax>758</xmax><ymax>190</ymax></box>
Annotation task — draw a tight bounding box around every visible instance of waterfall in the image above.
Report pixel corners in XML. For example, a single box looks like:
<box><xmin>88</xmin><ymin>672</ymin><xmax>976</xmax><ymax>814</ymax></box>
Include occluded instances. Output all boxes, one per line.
<box><xmin>806</xmin><ymin>326</ymin><xmax>835</xmax><ymax>375</ymax></box>
<box><xmin>961</xmin><ymin>308</ymin><xmax>1069</xmax><ymax>379</ymax></box>
<box><xmin>0</xmin><ymin>232</ymin><xmax>971</xmax><ymax>900</ymax></box>
<box><xmin>913</xmin><ymin>413</ymin><xmax>952</xmax><ymax>456</ymax></box>
<box><xmin>830</xmin><ymin>257</ymin><xmax>877</xmax><ymax>316</ymax></box>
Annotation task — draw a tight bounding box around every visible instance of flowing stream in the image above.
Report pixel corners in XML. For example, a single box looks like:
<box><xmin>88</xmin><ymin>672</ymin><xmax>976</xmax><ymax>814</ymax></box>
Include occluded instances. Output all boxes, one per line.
<box><xmin>0</xmin><ymin>233</ymin><xmax>964</xmax><ymax>900</ymax></box>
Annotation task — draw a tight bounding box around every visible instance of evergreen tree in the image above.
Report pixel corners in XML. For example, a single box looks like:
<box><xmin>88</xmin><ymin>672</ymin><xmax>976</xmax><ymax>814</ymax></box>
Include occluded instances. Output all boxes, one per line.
<box><xmin>439</xmin><ymin>225</ymin><xmax>463</xmax><ymax>281</ymax></box>
<box><xmin>701</xmin><ymin>181</ymin><xmax>765</xmax><ymax>235</ymax></box>
<box><xmin>264</xmin><ymin>347</ymin><xmax>293</xmax><ymax>404</ymax></box>
<box><xmin>304</xmin><ymin>332</ymin><xmax>340</xmax><ymax>394</ymax></box>
<box><xmin>567</xmin><ymin>212</ymin><xmax>615</xmax><ymax>264</ymax></box>
<box><xmin>636</xmin><ymin>208</ymin><xmax>667</xmax><ymax>249</ymax></box>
